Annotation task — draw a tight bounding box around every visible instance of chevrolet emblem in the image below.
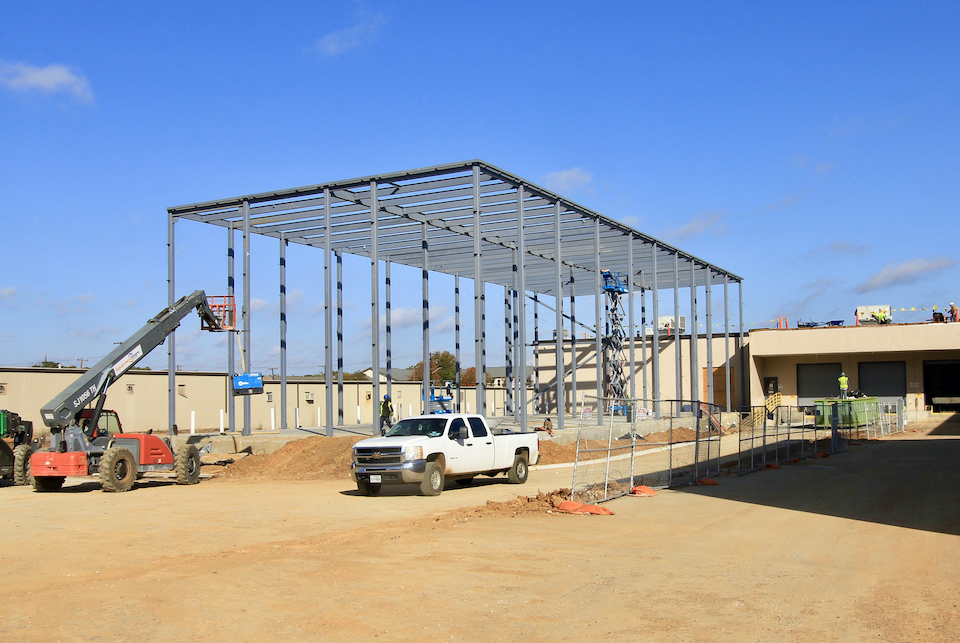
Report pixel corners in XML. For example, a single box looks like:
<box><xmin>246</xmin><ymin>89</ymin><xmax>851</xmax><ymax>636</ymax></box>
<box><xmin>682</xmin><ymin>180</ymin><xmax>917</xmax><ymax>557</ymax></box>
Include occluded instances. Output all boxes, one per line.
<box><xmin>373</xmin><ymin>452</ymin><xmax>381</xmax><ymax>460</ymax></box>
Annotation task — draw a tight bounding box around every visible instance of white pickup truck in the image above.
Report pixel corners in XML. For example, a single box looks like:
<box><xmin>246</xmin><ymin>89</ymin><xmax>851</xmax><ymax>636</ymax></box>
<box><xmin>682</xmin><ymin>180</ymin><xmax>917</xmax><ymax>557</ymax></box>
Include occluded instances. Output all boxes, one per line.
<box><xmin>350</xmin><ymin>414</ymin><xmax>539</xmax><ymax>496</ymax></box>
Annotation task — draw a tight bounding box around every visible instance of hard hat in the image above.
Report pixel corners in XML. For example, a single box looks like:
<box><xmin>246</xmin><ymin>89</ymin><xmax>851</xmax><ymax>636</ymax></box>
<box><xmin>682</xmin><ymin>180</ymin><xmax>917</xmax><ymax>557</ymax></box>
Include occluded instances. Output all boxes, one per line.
<box><xmin>384</xmin><ymin>394</ymin><xmax>390</xmax><ymax>400</ymax></box>
<box><xmin>841</xmin><ymin>372</ymin><xmax>845</xmax><ymax>376</ymax></box>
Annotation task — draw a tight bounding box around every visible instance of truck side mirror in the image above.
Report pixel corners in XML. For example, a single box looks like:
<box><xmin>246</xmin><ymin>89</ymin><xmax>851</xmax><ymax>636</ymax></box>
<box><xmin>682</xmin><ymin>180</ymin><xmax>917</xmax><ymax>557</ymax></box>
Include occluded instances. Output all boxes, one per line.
<box><xmin>455</xmin><ymin>426</ymin><xmax>468</xmax><ymax>440</ymax></box>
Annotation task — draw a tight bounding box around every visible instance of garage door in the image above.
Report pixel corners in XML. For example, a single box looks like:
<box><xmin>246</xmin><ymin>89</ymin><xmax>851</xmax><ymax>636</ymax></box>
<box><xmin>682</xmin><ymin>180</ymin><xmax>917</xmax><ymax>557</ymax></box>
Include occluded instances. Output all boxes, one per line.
<box><xmin>858</xmin><ymin>361</ymin><xmax>906</xmax><ymax>404</ymax></box>
<box><xmin>797</xmin><ymin>363</ymin><xmax>843</xmax><ymax>406</ymax></box>
<box><xmin>924</xmin><ymin>360</ymin><xmax>960</xmax><ymax>411</ymax></box>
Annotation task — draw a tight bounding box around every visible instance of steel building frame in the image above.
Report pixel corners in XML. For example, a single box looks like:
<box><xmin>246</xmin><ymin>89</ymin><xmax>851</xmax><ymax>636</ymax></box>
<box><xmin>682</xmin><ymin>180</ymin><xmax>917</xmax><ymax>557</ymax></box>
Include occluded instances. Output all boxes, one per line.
<box><xmin>166</xmin><ymin>160</ymin><xmax>744</xmax><ymax>436</ymax></box>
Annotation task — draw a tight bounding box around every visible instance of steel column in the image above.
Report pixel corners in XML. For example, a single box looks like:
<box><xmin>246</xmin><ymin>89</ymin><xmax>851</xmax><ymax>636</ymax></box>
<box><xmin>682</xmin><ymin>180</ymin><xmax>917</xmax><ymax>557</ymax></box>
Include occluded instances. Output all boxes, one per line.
<box><xmin>336</xmin><ymin>250</ymin><xmax>344</xmax><ymax>425</ymax></box>
<box><xmin>242</xmin><ymin>199</ymin><xmax>251</xmax><ymax>436</ymax></box>
<box><xmin>516</xmin><ymin>184</ymin><xmax>528</xmax><ymax>431</ymax></box>
<box><xmin>628</xmin><ymin>236</ymin><xmax>636</xmax><ymax>401</ymax></box>
<box><xmin>324</xmin><ymin>187</ymin><xmax>333</xmax><ymax>435</ymax></box>
<box><xmin>370</xmin><ymin>181</ymin><xmax>380</xmax><ymax>423</ymax></box>
<box><xmin>279</xmin><ymin>234</ymin><xmax>288</xmax><ymax>429</ymax></box>
<box><xmin>385</xmin><ymin>258</ymin><xmax>392</xmax><ymax>402</ymax></box>
<box><xmin>533</xmin><ymin>294</ymin><xmax>540</xmax><ymax>411</ymax></box>
<box><xmin>505</xmin><ymin>280</ymin><xmax>513</xmax><ymax>416</ymax></box>
<box><xmin>455</xmin><ymin>273</ymin><xmax>461</xmax><ymax>412</ymax></box>
<box><xmin>673</xmin><ymin>253</ymin><xmax>681</xmax><ymax>403</ymax></box>
<box><xmin>594</xmin><ymin>218</ymin><xmax>603</xmax><ymax>425</ymax></box>
<box><xmin>569</xmin><ymin>267</ymin><xmax>577</xmax><ymax>414</ymax></box>
<box><xmin>651</xmin><ymin>247</ymin><xmax>660</xmax><ymax>418</ymax></box>
<box><xmin>640</xmin><ymin>269</ymin><xmax>647</xmax><ymax>402</ymax></box>
<box><xmin>226</xmin><ymin>223</ymin><xmax>235</xmax><ymax>432</ymax></box>
<box><xmin>690</xmin><ymin>260</ymin><xmax>699</xmax><ymax>408</ymax></box>
<box><xmin>739</xmin><ymin>281</ymin><xmax>746</xmax><ymax>411</ymax></box>
<box><xmin>167</xmin><ymin>211</ymin><xmax>176</xmax><ymax>435</ymax></box>
<box><xmin>706</xmin><ymin>271</ymin><xmax>714</xmax><ymax>408</ymax></box>
<box><xmin>472</xmin><ymin>165</ymin><xmax>486</xmax><ymax>414</ymax></box>
<box><xmin>422</xmin><ymin>223</ymin><xmax>430</xmax><ymax>414</ymax></box>
<box><xmin>724</xmin><ymin>275</ymin><xmax>731</xmax><ymax>412</ymax></box>
<box><xmin>553</xmin><ymin>202</ymin><xmax>564</xmax><ymax>430</ymax></box>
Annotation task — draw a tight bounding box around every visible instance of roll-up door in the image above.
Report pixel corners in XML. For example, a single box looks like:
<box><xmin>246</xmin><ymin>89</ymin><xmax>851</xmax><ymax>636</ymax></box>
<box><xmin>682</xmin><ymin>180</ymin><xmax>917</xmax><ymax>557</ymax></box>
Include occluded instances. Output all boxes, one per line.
<box><xmin>797</xmin><ymin>362</ymin><xmax>843</xmax><ymax>406</ymax></box>
<box><xmin>858</xmin><ymin>361</ymin><xmax>906</xmax><ymax>404</ymax></box>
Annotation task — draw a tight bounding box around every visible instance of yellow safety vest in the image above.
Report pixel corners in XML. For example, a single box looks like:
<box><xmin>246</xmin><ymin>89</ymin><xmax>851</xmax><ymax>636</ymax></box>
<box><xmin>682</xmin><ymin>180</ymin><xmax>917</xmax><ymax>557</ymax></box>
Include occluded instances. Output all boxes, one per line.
<box><xmin>838</xmin><ymin>376</ymin><xmax>848</xmax><ymax>390</ymax></box>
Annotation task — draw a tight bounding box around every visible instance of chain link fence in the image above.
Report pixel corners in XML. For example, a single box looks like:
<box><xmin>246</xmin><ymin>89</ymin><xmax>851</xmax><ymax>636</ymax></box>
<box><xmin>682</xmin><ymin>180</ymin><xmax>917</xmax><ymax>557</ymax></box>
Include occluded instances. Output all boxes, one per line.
<box><xmin>571</xmin><ymin>396</ymin><xmax>722</xmax><ymax>503</ymax></box>
<box><xmin>735</xmin><ymin>398</ymin><xmax>907</xmax><ymax>474</ymax></box>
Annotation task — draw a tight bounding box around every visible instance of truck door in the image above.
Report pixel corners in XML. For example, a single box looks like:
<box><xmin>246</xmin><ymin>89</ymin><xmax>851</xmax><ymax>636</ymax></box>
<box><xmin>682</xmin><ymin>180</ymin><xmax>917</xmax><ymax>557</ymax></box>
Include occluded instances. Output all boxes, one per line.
<box><xmin>446</xmin><ymin>417</ymin><xmax>494</xmax><ymax>474</ymax></box>
<box><xmin>466</xmin><ymin>417</ymin><xmax>496</xmax><ymax>472</ymax></box>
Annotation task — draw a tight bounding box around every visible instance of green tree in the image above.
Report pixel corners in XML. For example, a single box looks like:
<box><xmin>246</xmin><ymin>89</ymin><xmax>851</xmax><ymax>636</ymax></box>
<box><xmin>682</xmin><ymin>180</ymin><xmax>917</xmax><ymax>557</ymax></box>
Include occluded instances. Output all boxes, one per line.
<box><xmin>409</xmin><ymin>351</ymin><xmax>457</xmax><ymax>383</ymax></box>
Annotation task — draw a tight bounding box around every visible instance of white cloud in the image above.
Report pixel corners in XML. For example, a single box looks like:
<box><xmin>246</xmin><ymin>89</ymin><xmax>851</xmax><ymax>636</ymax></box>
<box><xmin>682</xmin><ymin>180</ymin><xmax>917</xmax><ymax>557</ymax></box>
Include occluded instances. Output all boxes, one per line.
<box><xmin>619</xmin><ymin>214</ymin><xmax>644</xmax><ymax>230</ymax></box>
<box><xmin>805</xmin><ymin>241</ymin><xmax>870</xmax><ymax>257</ymax></box>
<box><xmin>0</xmin><ymin>60</ymin><xmax>93</xmax><ymax>103</ymax></box>
<box><xmin>662</xmin><ymin>211</ymin><xmax>726</xmax><ymax>240</ymax></box>
<box><xmin>250</xmin><ymin>298</ymin><xmax>270</xmax><ymax>312</ymax></box>
<box><xmin>856</xmin><ymin>255</ymin><xmax>957</xmax><ymax>293</ymax></box>
<box><xmin>310</xmin><ymin>11</ymin><xmax>386</xmax><ymax>57</ymax></box>
<box><xmin>0</xmin><ymin>287</ymin><xmax>15</xmax><ymax>302</ymax></box>
<box><xmin>763</xmin><ymin>191</ymin><xmax>803</xmax><ymax>211</ymax></box>
<box><xmin>543</xmin><ymin>167</ymin><xmax>593</xmax><ymax>194</ymax></box>
<box><xmin>783</xmin><ymin>277</ymin><xmax>836</xmax><ymax>317</ymax></box>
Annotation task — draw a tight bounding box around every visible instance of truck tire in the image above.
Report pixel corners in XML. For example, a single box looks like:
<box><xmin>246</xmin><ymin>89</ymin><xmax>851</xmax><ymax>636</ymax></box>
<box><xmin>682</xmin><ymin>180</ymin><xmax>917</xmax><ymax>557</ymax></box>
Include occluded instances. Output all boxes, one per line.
<box><xmin>420</xmin><ymin>460</ymin><xmax>444</xmax><ymax>496</ymax></box>
<box><xmin>508</xmin><ymin>454</ymin><xmax>528</xmax><ymax>484</ymax></box>
<box><xmin>174</xmin><ymin>444</ymin><xmax>201</xmax><ymax>485</ymax></box>
<box><xmin>13</xmin><ymin>444</ymin><xmax>33</xmax><ymax>486</ymax></box>
<box><xmin>99</xmin><ymin>447</ymin><xmax>137</xmax><ymax>493</ymax></box>
<box><xmin>357</xmin><ymin>480</ymin><xmax>382</xmax><ymax>496</ymax></box>
<box><xmin>33</xmin><ymin>476</ymin><xmax>65</xmax><ymax>492</ymax></box>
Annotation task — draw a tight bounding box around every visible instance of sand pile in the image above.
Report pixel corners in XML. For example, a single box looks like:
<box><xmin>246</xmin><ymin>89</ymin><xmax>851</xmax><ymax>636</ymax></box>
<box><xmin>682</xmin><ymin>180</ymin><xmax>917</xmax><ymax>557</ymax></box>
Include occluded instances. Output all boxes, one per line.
<box><xmin>215</xmin><ymin>435</ymin><xmax>365</xmax><ymax>481</ymax></box>
<box><xmin>437</xmin><ymin>489</ymin><xmax>573</xmax><ymax>522</ymax></box>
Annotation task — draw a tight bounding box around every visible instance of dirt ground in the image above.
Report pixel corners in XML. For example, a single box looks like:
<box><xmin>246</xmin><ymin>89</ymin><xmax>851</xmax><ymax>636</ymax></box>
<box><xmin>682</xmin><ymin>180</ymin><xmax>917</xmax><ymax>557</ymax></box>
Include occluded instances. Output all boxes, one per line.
<box><xmin>2</xmin><ymin>416</ymin><xmax>959</xmax><ymax>642</ymax></box>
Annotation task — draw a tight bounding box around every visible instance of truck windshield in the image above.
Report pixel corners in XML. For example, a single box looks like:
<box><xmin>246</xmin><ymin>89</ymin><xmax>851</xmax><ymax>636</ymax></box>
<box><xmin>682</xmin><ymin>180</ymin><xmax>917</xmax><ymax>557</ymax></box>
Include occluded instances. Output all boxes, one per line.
<box><xmin>384</xmin><ymin>418</ymin><xmax>448</xmax><ymax>438</ymax></box>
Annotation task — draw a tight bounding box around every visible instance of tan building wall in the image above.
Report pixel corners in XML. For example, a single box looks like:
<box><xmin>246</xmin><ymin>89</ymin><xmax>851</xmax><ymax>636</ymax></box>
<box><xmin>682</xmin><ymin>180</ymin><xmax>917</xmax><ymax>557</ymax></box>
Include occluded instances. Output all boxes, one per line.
<box><xmin>747</xmin><ymin>323</ymin><xmax>960</xmax><ymax>417</ymax></box>
<box><xmin>0</xmin><ymin>368</ymin><xmax>524</xmax><ymax>436</ymax></box>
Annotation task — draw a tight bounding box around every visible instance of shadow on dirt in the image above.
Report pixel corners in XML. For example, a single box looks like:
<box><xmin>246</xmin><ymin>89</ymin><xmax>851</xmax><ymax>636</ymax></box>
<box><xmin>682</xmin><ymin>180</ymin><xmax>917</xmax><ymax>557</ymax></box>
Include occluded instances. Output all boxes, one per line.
<box><xmin>340</xmin><ymin>475</ymin><xmax>511</xmax><ymax>497</ymax></box>
<box><xmin>679</xmin><ymin>415</ymin><xmax>960</xmax><ymax>536</ymax></box>
<box><xmin>33</xmin><ymin>478</ymin><xmax>180</xmax><ymax>494</ymax></box>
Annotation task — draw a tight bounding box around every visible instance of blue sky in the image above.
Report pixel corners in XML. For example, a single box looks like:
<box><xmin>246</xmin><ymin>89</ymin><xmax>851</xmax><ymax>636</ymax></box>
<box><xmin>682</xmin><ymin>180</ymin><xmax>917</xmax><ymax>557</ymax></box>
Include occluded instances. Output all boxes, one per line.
<box><xmin>2</xmin><ymin>1</ymin><xmax>958</xmax><ymax>375</ymax></box>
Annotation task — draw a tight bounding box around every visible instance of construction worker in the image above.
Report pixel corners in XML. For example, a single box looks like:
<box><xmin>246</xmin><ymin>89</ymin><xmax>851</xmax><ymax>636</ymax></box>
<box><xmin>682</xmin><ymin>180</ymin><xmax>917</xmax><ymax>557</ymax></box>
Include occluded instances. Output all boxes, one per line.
<box><xmin>950</xmin><ymin>302</ymin><xmax>959</xmax><ymax>323</ymax></box>
<box><xmin>838</xmin><ymin>372</ymin><xmax>849</xmax><ymax>399</ymax></box>
<box><xmin>379</xmin><ymin>394</ymin><xmax>394</xmax><ymax>435</ymax></box>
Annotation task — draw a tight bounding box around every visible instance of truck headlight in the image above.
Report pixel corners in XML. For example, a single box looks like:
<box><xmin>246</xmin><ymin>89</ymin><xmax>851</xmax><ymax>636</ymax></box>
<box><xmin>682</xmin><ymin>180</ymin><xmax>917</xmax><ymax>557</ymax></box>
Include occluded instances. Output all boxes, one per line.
<box><xmin>404</xmin><ymin>446</ymin><xmax>422</xmax><ymax>461</ymax></box>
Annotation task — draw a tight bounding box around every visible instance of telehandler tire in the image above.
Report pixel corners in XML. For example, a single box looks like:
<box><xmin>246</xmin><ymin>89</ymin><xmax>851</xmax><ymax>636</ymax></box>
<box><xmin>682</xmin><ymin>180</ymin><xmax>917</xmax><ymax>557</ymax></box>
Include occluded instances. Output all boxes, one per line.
<box><xmin>99</xmin><ymin>447</ymin><xmax>137</xmax><ymax>492</ymax></box>
<box><xmin>175</xmin><ymin>444</ymin><xmax>201</xmax><ymax>485</ymax></box>
<box><xmin>13</xmin><ymin>444</ymin><xmax>33</xmax><ymax>486</ymax></box>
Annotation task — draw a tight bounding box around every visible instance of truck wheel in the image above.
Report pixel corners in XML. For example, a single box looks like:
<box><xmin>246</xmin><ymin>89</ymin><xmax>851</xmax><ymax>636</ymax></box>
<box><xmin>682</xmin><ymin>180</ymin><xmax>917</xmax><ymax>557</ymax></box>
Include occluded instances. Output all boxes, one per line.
<box><xmin>33</xmin><ymin>476</ymin><xmax>65</xmax><ymax>492</ymax></box>
<box><xmin>13</xmin><ymin>444</ymin><xmax>33</xmax><ymax>486</ymax></box>
<box><xmin>99</xmin><ymin>447</ymin><xmax>137</xmax><ymax>493</ymax></box>
<box><xmin>420</xmin><ymin>461</ymin><xmax>444</xmax><ymax>496</ymax></box>
<box><xmin>508</xmin><ymin>454</ymin><xmax>528</xmax><ymax>484</ymax></box>
<box><xmin>454</xmin><ymin>477</ymin><xmax>474</xmax><ymax>487</ymax></box>
<box><xmin>175</xmin><ymin>444</ymin><xmax>201</xmax><ymax>485</ymax></box>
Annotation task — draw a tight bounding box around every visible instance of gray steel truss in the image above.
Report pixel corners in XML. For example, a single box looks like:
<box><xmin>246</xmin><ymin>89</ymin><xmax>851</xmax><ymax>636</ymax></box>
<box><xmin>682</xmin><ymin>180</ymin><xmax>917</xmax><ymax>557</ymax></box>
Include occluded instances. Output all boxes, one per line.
<box><xmin>166</xmin><ymin>160</ymin><xmax>744</xmax><ymax>435</ymax></box>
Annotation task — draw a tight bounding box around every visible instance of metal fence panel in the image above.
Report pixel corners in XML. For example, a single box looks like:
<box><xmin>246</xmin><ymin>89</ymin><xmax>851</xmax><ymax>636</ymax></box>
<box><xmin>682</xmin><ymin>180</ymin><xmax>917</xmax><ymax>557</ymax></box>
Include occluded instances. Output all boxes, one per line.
<box><xmin>572</xmin><ymin>396</ymin><xmax>721</xmax><ymax>503</ymax></box>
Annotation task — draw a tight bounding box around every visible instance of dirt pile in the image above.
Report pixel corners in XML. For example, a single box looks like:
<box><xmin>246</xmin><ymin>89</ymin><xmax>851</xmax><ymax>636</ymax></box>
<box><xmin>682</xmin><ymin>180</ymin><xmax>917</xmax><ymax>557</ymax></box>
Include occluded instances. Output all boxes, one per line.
<box><xmin>215</xmin><ymin>435</ymin><xmax>365</xmax><ymax>481</ymax></box>
<box><xmin>438</xmin><ymin>488</ymin><xmax>572</xmax><ymax>522</ymax></box>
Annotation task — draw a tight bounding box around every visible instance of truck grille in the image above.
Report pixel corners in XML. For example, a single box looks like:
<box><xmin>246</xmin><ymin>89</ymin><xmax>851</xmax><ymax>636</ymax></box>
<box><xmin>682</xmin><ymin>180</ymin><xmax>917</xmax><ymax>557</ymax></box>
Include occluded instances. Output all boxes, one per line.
<box><xmin>354</xmin><ymin>446</ymin><xmax>403</xmax><ymax>466</ymax></box>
